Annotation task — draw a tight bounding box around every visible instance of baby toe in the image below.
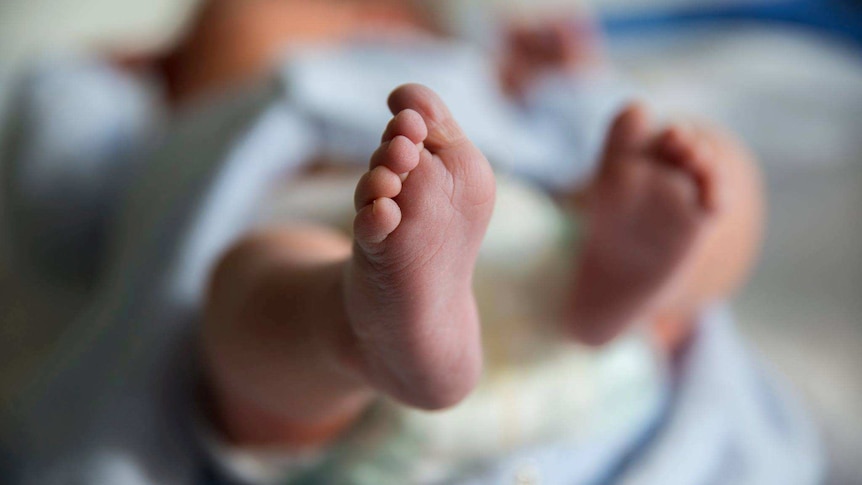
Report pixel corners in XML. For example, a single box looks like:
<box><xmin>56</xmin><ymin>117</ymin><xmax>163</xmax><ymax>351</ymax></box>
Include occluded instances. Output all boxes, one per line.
<box><xmin>388</xmin><ymin>84</ymin><xmax>466</xmax><ymax>152</ymax></box>
<box><xmin>354</xmin><ymin>198</ymin><xmax>402</xmax><ymax>248</ymax></box>
<box><xmin>355</xmin><ymin>166</ymin><xmax>403</xmax><ymax>210</ymax></box>
<box><xmin>370</xmin><ymin>135</ymin><xmax>421</xmax><ymax>175</ymax></box>
<box><xmin>658</xmin><ymin>125</ymin><xmax>722</xmax><ymax>213</ymax></box>
<box><xmin>655</xmin><ymin>126</ymin><xmax>693</xmax><ymax>164</ymax></box>
<box><xmin>381</xmin><ymin>109</ymin><xmax>428</xmax><ymax>145</ymax></box>
<box><xmin>600</xmin><ymin>102</ymin><xmax>653</xmax><ymax>174</ymax></box>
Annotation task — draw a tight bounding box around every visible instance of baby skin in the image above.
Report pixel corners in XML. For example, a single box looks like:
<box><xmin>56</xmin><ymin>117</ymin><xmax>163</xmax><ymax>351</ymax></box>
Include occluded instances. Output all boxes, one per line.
<box><xmin>202</xmin><ymin>84</ymin><xmax>761</xmax><ymax>448</ymax></box>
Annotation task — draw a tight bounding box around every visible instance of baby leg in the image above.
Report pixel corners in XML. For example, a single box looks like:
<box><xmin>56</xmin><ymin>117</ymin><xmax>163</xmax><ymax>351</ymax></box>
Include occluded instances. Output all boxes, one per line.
<box><xmin>201</xmin><ymin>84</ymin><xmax>495</xmax><ymax>448</ymax></box>
<box><xmin>202</xmin><ymin>226</ymin><xmax>369</xmax><ymax>447</ymax></box>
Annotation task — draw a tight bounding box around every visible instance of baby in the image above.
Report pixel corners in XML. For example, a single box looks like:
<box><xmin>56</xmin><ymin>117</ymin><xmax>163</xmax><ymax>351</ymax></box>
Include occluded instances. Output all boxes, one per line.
<box><xmin>2</xmin><ymin>0</ymin><xmax>821</xmax><ymax>483</ymax></box>
<box><xmin>168</xmin><ymin>0</ymin><xmax>758</xmax><ymax>439</ymax></box>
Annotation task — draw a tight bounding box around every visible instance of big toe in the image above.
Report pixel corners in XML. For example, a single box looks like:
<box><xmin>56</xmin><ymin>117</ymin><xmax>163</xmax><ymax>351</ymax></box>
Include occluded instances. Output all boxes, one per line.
<box><xmin>602</xmin><ymin>102</ymin><xmax>653</xmax><ymax>164</ymax></box>
<box><xmin>388</xmin><ymin>84</ymin><xmax>468</xmax><ymax>152</ymax></box>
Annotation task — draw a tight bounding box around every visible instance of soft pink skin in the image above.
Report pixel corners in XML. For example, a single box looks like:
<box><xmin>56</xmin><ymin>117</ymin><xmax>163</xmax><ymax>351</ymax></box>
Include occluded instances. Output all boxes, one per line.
<box><xmin>345</xmin><ymin>84</ymin><xmax>496</xmax><ymax>409</ymax></box>
<box><xmin>568</xmin><ymin>103</ymin><xmax>724</xmax><ymax>346</ymax></box>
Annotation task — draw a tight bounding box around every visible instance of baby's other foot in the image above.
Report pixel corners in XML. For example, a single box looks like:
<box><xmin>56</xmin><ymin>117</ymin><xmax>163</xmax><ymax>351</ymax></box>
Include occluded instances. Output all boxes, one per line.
<box><xmin>344</xmin><ymin>84</ymin><xmax>496</xmax><ymax>409</ymax></box>
<box><xmin>569</xmin><ymin>103</ymin><xmax>723</xmax><ymax>345</ymax></box>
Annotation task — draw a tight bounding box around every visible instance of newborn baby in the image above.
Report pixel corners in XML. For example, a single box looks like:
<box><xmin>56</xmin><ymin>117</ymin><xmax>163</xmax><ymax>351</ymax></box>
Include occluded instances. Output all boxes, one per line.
<box><xmin>200</xmin><ymin>83</ymin><xmax>741</xmax><ymax>482</ymax></box>
<box><xmin>2</xmin><ymin>0</ymin><xmax>822</xmax><ymax>484</ymax></box>
<box><xmin>162</xmin><ymin>3</ymin><xmax>781</xmax><ymax>482</ymax></box>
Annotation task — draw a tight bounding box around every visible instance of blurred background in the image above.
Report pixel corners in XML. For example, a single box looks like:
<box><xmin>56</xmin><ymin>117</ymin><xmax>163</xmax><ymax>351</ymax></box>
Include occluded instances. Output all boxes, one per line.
<box><xmin>1</xmin><ymin>0</ymin><xmax>860</xmax><ymax>483</ymax></box>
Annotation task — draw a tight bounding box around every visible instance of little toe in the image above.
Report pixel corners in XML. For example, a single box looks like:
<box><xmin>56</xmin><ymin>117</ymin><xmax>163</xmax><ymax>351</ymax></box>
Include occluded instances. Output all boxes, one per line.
<box><xmin>370</xmin><ymin>135</ymin><xmax>422</xmax><ymax>175</ymax></box>
<box><xmin>354</xmin><ymin>198</ymin><xmax>402</xmax><ymax>249</ymax></box>
<box><xmin>355</xmin><ymin>166</ymin><xmax>403</xmax><ymax>210</ymax></box>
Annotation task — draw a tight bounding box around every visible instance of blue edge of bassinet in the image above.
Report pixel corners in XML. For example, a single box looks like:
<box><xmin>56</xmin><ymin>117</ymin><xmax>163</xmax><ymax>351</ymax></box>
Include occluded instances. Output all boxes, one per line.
<box><xmin>602</xmin><ymin>0</ymin><xmax>862</xmax><ymax>49</ymax></box>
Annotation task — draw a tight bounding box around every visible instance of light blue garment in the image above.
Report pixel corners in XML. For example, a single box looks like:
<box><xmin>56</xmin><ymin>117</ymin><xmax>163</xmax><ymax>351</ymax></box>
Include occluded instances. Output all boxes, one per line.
<box><xmin>2</xmin><ymin>54</ymin><xmax>157</xmax><ymax>288</ymax></box>
<box><xmin>278</xmin><ymin>40</ymin><xmax>634</xmax><ymax>190</ymax></box>
<box><xmin>613</xmin><ymin>306</ymin><xmax>823</xmax><ymax>485</ymax></box>
<box><xmin>1</xmin><ymin>44</ymin><xmax>822</xmax><ymax>485</ymax></box>
<box><xmin>4</xmin><ymin>59</ymin><xmax>319</xmax><ymax>485</ymax></box>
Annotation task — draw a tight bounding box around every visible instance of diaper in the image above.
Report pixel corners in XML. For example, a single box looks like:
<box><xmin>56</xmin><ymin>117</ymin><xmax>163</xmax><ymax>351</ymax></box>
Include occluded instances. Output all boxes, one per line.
<box><xmin>255</xmin><ymin>173</ymin><xmax>665</xmax><ymax>484</ymax></box>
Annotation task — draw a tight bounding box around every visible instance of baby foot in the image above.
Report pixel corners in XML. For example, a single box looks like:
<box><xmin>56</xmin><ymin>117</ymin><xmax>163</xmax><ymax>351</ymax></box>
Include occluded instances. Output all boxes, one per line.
<box><xmin>343</xmin><ymin>84</ymin><xmax>496</xmax><ymax>409</ymax></box>
<box><xmin>569</xmin><ymin>103</ymin><xmax>722</xmax><ymax>345</ymax></box>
